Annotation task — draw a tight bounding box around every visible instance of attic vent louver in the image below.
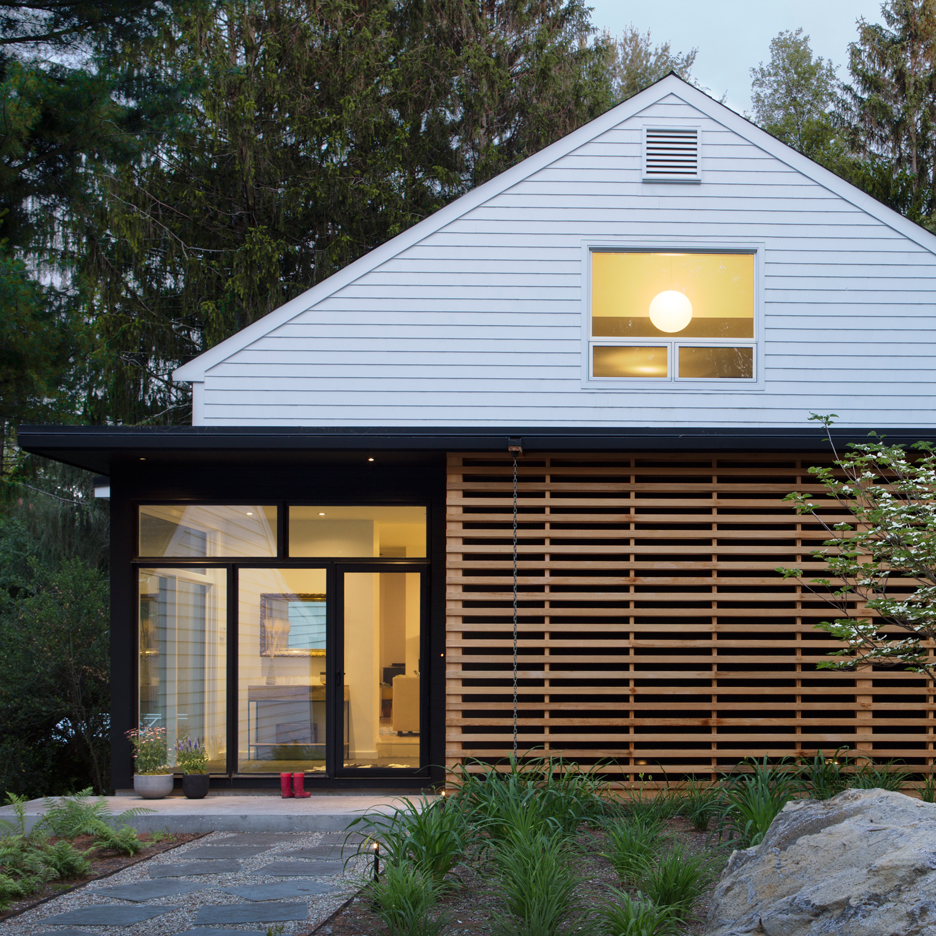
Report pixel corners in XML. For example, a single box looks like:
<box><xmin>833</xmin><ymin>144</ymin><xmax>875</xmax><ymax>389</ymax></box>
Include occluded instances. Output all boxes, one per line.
<box><xmin>642</xmin><ymin>127</ymin><xmax>701</xmax><ymax>182</ymax></box>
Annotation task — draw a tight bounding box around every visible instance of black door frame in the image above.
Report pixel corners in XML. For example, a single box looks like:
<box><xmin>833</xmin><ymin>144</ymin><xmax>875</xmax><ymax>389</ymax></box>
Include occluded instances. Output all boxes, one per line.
<box><xmin>333</xmin><ymin>563</ymin><xmax>430</xmax><ymax>779</ymax></box>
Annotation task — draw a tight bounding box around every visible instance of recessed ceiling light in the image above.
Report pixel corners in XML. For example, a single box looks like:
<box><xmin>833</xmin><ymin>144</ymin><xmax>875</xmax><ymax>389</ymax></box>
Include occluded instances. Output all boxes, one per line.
<box><xmin>139</xmin><ymin>457</ymin><xmax>146</xmax><ymax>461</ymax></box>
<box><xmin>318</xmin><ymin>512</ymin><xmax>325</xmax><ymax>516</ymax></box>
<box><xmin>367</xmin><ymin>457</ymin><xmax>375</xmax><ymax>462</ymax></box>
<box><xmin>246</xmin><ymin>512</ymin><xmax>253</xmax><ymax>516</ymax></box>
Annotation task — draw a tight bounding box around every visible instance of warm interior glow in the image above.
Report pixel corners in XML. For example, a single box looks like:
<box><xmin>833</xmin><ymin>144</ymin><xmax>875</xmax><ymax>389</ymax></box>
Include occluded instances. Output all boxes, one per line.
<box><xmin>648</xmin><ymin>290</ymin><xmax>692</xmax><ymax>333</ymax></box>
<box><xmin>591</xmin><ymin>252</ymin><xmax>754</xmax><ymax>339</ymax></box>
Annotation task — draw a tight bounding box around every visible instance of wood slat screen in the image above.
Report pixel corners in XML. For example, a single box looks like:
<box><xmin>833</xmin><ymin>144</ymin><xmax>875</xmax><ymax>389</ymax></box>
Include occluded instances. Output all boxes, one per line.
<box><xmin>446</xmin><ymin>452</ymin><xmax>935</xmax><ymax>781</ymax></box>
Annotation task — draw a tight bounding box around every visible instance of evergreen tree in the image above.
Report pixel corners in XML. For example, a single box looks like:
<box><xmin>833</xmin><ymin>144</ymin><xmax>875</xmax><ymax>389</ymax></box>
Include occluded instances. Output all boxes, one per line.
<box><xmin>838</xmin><ymin>0</ymin><xmax>936</xmax><ymax>228</ymax></box>
<box><xmin>81</xmin><ymin>0</ymin><xmax>616</xmax><ymax>424</ymax></box>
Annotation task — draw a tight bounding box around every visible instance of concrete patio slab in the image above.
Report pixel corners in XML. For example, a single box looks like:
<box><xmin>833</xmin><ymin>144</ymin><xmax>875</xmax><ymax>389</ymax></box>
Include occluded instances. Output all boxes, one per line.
<box><xmin>0</xmin><ymin>793</ymin><xmax>424</xmax><ymax>834</ymax></box>
<box><xmin>193</xmin><ymin>901</ymin><xmax>307</xmax><ymax>925</ymax></box>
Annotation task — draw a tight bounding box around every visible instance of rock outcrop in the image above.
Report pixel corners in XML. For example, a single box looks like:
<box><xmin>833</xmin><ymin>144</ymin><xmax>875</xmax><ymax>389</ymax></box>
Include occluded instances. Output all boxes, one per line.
<box><xmin>704</xmin><ymin>788</ymin><xmax>936</xmax><ymax>936</ymax></box>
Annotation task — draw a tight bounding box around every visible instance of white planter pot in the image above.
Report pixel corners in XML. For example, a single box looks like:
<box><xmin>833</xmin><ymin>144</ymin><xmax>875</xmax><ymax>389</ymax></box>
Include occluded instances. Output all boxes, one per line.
<box><xmin>133</xmin><ymin>773</ymin><xmax>174</xmax><ymax>799</ymax></box>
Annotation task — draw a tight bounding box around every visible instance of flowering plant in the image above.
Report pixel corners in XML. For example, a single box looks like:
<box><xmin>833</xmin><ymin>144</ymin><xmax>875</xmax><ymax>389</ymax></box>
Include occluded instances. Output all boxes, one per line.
<box><xmin>126</xmin><ymin>725</ymin><xmax>169</xmax><ymax>775</ymax></box>
<box><xmin>175</xmin><ymin>737</ymin><xmax>208</xmax><ymax>774</ymax></box>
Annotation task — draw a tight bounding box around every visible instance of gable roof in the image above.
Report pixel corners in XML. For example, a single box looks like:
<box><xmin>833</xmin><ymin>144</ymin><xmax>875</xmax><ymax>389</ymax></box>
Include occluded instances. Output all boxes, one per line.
<box><xmin>174</xmin><ymin>73</ymin><xmax>936</xmax><ymax>384</ymax></box>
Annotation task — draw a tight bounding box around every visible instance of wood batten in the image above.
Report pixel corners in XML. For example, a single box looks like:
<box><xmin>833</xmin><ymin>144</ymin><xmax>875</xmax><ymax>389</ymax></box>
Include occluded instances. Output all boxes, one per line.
<box><xmin>445</xmin><ymin>452</ymin><xmax>934</xmax><ymax>781</ymax></box>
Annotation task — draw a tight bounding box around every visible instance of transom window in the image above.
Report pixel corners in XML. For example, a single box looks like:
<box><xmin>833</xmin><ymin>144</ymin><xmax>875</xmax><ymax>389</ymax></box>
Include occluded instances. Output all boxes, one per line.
<box><xmin>589</xmin><ymin>250</ymin><xmax>755</xmax><ymax>381</ymax></box>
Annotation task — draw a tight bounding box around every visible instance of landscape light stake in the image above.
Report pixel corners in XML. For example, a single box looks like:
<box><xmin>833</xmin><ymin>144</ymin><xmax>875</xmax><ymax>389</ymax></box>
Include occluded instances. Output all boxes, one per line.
<box><xmin>372</xmin><ymin>840</ymin><xmax>380</xmax><ymax>882</ymax></box>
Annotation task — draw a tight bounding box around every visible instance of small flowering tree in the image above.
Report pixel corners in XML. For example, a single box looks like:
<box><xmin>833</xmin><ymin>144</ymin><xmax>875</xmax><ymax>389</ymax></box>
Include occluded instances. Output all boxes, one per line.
<box><xmin>778</xmin><ymin>415</ymin><xmax>936</xmax><ymax>682</ymax></box>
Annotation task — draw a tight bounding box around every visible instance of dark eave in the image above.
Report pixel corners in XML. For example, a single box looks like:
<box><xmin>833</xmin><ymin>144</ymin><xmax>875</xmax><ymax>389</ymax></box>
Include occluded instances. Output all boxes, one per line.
<box><xmin>17</xmin><ymin>424</ymin><xmax>936</xmax><ymax>477</ymax></box>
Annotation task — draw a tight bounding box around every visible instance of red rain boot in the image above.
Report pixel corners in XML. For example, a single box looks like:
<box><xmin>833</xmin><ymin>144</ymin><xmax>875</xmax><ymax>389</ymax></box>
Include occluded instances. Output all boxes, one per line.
<box><xmin>280</xmin><ymin>772</ymin><xmax>294</xmax><ymax>798</ymax></box>
<box><xmin>292</xmin><ymin>772</ymin><xmax>311</xmax><ymax>798</ymax></box>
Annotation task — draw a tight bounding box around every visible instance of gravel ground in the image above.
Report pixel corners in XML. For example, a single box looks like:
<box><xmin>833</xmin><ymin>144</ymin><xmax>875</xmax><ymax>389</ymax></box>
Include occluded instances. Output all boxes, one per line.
<box><xmin>0</xmin><ymin>832</ymin><xmax>367</xmax><ymax>936</ymax></box>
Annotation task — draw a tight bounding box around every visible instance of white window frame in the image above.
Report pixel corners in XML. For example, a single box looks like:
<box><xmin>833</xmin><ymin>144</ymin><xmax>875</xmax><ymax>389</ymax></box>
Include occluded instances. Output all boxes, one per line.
<box><xmin>580</xmin><ymin>239</ymin><xmax>766</xmax><ymax>391</ymax></box>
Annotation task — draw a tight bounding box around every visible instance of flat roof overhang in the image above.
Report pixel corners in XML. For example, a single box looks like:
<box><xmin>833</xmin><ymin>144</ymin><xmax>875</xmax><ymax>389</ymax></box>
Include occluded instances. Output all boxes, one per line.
<box><xmin>17</xmin><ymin>424</ymin><xmax>936</xmax><ymax>477</ymax></box>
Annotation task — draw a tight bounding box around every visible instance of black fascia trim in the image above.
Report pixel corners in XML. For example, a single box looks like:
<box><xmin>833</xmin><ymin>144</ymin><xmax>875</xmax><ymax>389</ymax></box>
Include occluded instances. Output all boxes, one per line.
<box><xmin>18</xmin><ymin>424</ymin><xmax>936</xmax><ymax>472</ymax></box>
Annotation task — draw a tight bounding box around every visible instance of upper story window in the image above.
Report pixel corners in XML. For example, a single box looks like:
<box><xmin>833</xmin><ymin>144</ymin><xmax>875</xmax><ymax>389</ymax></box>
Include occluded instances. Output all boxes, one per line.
<box><xmin>588</xmin><ymin>250</ymin><xmax>756</xmax><ymax>382</ymax></box>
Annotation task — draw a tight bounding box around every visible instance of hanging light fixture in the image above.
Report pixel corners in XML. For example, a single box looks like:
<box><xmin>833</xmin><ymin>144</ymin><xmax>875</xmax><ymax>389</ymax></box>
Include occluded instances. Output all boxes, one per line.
<box><xmin>649</xmin><ymin>290</ymin><xmax>693</xmax><ymax>333</ymax></box>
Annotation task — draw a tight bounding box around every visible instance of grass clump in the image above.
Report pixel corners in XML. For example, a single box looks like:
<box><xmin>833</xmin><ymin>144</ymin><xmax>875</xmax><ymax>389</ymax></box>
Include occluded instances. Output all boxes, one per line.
<box><xmin>601</xmin><ymin>814</ymin><xmax>666</xmax><ymax>883</ymax></box>
<box><xmin>489</xmin><ymin>824</ymin><xmax>583</xmax><ymax>936</ymax></box>
<box><xmin>597</xmin><ymin>889</ymin><xmax>682</xmax><ymax>936</ymax></box>
<box><xmin>637</xmin><ymin>845</ymin><xmax>715</xmax><ymax>923</ymax></box>
<box><xmin>715</xmin><ymin>756</ymin><xmax>799</xmax><ymax>847</ymax></box>
<box><xmin>450</xmin><ymin>754</ymin><xmax>611</xmax><ymax>847</ymax></box>
<box><xmin>367</xmin><ymin>861</ymin><xmax>452</xmax><ymax>936</ymax></box>
<box><xmin>348</xmin><ymin>795</ymin><xmax>468</xmax><ymax>885</ymax></box>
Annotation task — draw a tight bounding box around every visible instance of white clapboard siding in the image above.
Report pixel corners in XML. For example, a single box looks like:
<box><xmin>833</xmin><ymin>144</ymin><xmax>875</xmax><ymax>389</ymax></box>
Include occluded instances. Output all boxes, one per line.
<box><xmin>175</xmin><ymin>76</ymin><xmax>936</xmax><ymax>430</ymax></box>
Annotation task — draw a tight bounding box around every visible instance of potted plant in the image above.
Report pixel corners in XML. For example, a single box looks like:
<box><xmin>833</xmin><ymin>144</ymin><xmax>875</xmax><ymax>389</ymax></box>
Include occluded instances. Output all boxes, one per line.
<box><xmin>176</xmin><ymin>737</ymin><xmax>210</xmax><ymax>799</ymax></box>
<box><xmin>127</xmin><ymin>725</ymin><xmax>173</xmax><ymax>799</ymax></box>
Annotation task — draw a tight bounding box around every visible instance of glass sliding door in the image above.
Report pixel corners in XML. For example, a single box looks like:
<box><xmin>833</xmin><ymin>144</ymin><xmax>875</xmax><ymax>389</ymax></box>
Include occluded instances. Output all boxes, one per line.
<box><xmin>237</xmin><ymin>568</ymin><xmax>332</xmax><ymax>774</ymax></box>
<box><xmin>341</xmin><ymin>571</ymin><xmax>422</xmax><ymax>770</ymax></box>
<box><xmin>138</xmin><ymin>568</ymin><xmax>227</xmax><ymax>773</ymax></box>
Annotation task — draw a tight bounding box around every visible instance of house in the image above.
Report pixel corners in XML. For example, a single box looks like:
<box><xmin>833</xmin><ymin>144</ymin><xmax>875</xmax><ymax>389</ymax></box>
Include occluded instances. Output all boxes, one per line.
<box><xmin>21</xmin><ymin>75</ymin><xmax>936</xmax><ymax>792</ymax></box>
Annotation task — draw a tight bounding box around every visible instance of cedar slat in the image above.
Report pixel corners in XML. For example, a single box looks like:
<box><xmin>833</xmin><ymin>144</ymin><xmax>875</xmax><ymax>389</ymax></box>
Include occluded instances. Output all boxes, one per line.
<box><xmin>445</xmin><ymin>452</ymin><xmax>934</xmax><ymax>780</ymax></box>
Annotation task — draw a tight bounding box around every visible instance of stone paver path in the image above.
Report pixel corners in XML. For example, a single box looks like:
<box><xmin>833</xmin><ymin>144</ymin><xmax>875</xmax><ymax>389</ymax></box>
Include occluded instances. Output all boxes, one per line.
<box><xmin>0</xmin><ymin>831</ymin><xmax>366</xmax><ymax>936</ymax></box>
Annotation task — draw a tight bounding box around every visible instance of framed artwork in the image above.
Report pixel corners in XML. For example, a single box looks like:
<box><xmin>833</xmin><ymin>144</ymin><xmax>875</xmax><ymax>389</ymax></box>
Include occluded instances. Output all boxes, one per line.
<box><xmin>260</xmin><ymin>593</ymin><xmax>327</xmax><ymax>657</ymax></box>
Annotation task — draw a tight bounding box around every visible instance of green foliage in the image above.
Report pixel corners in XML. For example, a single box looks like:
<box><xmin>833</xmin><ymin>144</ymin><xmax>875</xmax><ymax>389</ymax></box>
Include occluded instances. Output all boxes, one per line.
<box><xmin>750</xmin><ymin>28</ymin><xmax>844</xmax><ymax>163</ymax></box>
<box><xmin>38</xmin><ymin>788</ymin><xmax>151</xmax><ymax>855</ymax></box>
<box><xmin>366</xmin><ymin>861</ymin><xmax>453</xmax><ymax>936</ymax></box>
<box><xmin>673</xmin><ymin>776</ymin><xmax>724</xmax><ymax>833</ymax></box>
<box><xmin>636</xmin><ymin>845</ymin><xmax>715</xmax><ymax>922</ymax></box>
<box><xmin>126</xmin><ymin>726</ymin><xmax>169</xmax><ymax>776</ymax></box>
<box><xmin>0</xmin><ymin>558</ymin><xmax>109</xmax><ymax>796</ymax></box>
<box><xmin>175</xmin><ymin>737</ymin><xmax>208</xmax><ymax>775</ymax></box>
<box><xmin>488</xmin><ymin>823</ymin><xmax>583</xmax><ymax>936</ymax></box>
<box><xmin>601</xmin><ymin>815</ymin><xmax>666</xmax><ymax>883</ymax></box>
<box><xmin>596</xmin><ymin>24</ymin><xmax>696</xmax><ymax>102</ymax></box>
<box><xmin>850</xmin><ymin>759</ymin><xmax>910</xmax><ymax>791</ymax></box>
<box><xmin>347</xmin><ymin>796</ymin><xmax>467</xmax><ymax>885</ymax></box>
<box><xmin>448</xmin><ymin>755</ymin><xmax>611</xmax><ymax>846</ymax></box>
<box><xmin>796</xmin><ymin>749</ymin><xmax>851</xmax><ymax>800</ymax></box>
<box><xmin>837</xmin><ymin>0</ymin><xmax>936</xmax><ymax>230</ymax></box>
<box><xmin>715</xmin><ymin>757</ymin><xmax>798</xmax><ymax>848</ymax></box>
<box><xmin>778</xmin><ymin>414</ymin><xmax>936</xmax><ymax>681</ymax></box>
<box><xmin>596</xmin><ymin>889</ymin><xmax>682</xmax><ymax>936</ymax></box>
<box><xmin>919</xmin><ymin>775</ymin><xmax>936</xmax><ymax>802</ymax></box>
<box><xmin>37</xmin><ymin>840</ymin><xmax>91</xmax><ymax>878</ymax></box>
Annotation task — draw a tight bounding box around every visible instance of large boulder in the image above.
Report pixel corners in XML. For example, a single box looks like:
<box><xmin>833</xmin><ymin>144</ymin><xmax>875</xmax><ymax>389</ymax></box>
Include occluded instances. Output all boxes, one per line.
<box><xmin>704</xmin><ymin>788</ymin><xmax>936</xmax><ymax>936</ymax></box>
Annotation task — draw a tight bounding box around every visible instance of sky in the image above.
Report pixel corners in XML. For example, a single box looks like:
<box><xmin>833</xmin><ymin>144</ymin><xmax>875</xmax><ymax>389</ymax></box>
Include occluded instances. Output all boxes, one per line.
<box><xmin>585</xmin><ymin>0</ymin><xmax>887</xmax><ymax>115</ymax></box>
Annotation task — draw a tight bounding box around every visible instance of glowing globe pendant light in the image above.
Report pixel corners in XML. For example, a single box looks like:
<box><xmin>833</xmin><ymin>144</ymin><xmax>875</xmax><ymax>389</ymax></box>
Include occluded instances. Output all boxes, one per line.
<box><xmin>649</xmin><ymin>290</ymin><xmax>693</xmax><ymax>333</ymax></box>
